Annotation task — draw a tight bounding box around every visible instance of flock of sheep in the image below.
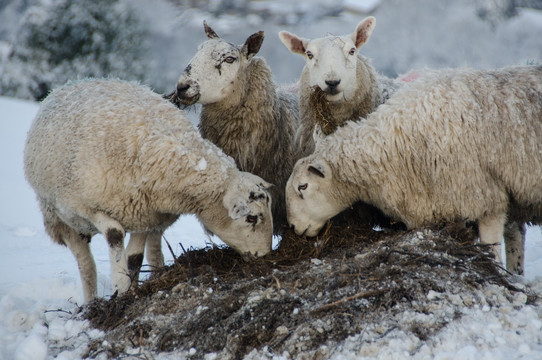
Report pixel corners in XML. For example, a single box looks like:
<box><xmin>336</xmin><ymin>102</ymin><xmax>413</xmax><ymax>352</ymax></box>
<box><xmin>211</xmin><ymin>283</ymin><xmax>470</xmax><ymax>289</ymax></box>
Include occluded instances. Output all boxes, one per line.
<box><xmin>24</xmin><ymin>17</ymin><xmax>542</xmax><ymax>303</ymax></box>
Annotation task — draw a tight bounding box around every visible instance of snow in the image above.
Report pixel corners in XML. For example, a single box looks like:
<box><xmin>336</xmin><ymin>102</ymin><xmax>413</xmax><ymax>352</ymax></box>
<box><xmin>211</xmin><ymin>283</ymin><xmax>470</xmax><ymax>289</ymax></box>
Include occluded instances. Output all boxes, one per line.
<box><xmin>328</xmin><ymin>285</ymin><xmax>542</xmax><ymax>360</ymax></box>
<box><xmin>195</xmin><ymin>157</ymin><xmax>208</xmax><ymax>171</ymax></box>
<box><xmin>1</xmin><ymin>0</ymin><xmax>542</xmax><ymax>358</ymax></box>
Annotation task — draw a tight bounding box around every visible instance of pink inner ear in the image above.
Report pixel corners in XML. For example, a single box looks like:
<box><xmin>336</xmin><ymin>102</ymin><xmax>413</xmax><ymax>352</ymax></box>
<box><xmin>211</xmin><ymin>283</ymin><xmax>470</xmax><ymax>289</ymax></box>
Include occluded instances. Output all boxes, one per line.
<box><xmin>292</xmin><ymin>38</ymin><xmax>305</xmax><ymax>54</ymax></box>
<box><xmin>284</xmin><ymin>33</ymin><xmax>305</xmax><ymax>54</ymax></box>
<box><xmin>355</xmin><ymin>20</ymin><xmax>374</xmax><ymax>48</ymax></box>
<box><xmin>355</xmin><ymin>29</ymin><xmax>369</xmax><ymax>48</ymax></box>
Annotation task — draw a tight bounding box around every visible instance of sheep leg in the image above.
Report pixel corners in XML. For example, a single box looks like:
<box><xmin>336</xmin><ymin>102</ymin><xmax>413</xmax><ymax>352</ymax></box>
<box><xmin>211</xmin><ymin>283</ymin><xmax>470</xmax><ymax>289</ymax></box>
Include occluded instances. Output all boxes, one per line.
<box><xmin>145</xmin><ymin>231</ymin><xmax>164</xmax><ymax>270</ymax></box>
<box><xmin>64</xmin><ymin>232</ymin><xmax>97</xmax><ymax>303</ymax></box>
<box><xmin>503</xmin><ymin>221</ymin><xmax>526</xmax><ymax>275</ymax></box>
<box><xmin>478</xmin><ymin>213</ymin><xmax>506</xmax><ymax>265</ymax></box>
<box><xmin>126</xmin><ymin>233</ymin><xmax>146</xmax><ymax>286</ymax></box>
<box><xmin>125</xmin><ymin>231</ymin><xmax>164</xmax><ymax>286</ymax></box>
<box><xmin>40</xmin><ymin>201</ymin><xmax>97</xmax><ymax>302</ymax></box>
<box><xmin>88</xmin><ymin>212</ymin><xmax>130</xmax><ymax>296</ymax></box>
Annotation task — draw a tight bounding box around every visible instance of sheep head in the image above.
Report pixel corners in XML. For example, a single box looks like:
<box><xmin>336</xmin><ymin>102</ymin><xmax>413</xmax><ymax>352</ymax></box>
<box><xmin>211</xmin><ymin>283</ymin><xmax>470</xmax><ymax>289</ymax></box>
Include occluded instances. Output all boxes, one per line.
<box><xmin>174</xmin><ymin>21</ymin><xmax>264</xmax><ymax>106</ymax></box>
<box><xmin>200</xmin><ymin>171</ymin><xmax>273</xmax><ymax>258</ymax></box>
<box><xmin>279</xmin><ymin>16</ymin><xmax>375</xmax><ymax>103</ymax></box>
<box><xmin>286</xmin><ymin>156</ymin><xmax>345</xmax><ymax>237</ymax></box>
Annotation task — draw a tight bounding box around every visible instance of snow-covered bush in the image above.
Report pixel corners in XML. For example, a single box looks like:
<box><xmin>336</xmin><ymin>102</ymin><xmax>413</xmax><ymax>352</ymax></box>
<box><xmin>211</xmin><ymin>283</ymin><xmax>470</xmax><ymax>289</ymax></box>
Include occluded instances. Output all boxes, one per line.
<box><xmin>0</xmin><ymin>0</ymin><xmax>149</xmax><ymax>101</ymax></box>
<box><xmin>476</xmin><ymin>0</ymin><xmax>542</xmax><ymax>26</ymax></box>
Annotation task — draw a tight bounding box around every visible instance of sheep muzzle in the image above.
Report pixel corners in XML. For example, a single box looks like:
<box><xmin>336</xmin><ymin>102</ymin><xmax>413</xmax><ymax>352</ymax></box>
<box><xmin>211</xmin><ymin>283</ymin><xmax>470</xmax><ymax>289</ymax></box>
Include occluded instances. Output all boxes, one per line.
<box><xmin>175</xmin><ymin>82</ymin><xmax>201</xmax><ymax>106</ymax></box>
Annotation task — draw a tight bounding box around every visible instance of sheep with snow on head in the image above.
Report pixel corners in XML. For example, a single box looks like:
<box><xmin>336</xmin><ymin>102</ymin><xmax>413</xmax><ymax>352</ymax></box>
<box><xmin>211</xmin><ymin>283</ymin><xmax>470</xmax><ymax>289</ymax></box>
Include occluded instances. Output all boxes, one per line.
<box><xmin>170</xmin><ymin>21</ymin><xmax>300</xmax><ymax>234</ymax></box>
<box><xmin>279</xmin><ymin>16</ymin><xmax>400</xmax><ymax>156</ymax></box>
<box><xmin>286</xmin><ymin>65</ymin><xmax>542</xmax><ymax>276</ymax></box>
<box><xmin>24</xmin><ymin>79</ymin><xmax>273</xmax><ymax>303</ymax></box>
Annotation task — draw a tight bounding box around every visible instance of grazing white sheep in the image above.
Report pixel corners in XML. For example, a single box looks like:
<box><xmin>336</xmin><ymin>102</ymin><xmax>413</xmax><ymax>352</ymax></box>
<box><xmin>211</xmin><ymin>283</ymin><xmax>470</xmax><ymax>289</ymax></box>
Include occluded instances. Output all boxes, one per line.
<box><xmin>24</xmin><ymin>79</ymin><xmax>274</xmax><ymax>303</ymax></box>
<box><xmin>171</xmin><ymin>21</ymin><xmax>300</xmax><ymax>233</ymax></box>
<box><xmin>286</xmin><ymin>65</ymin><xmax>542</xmax><ymax>275</ymax></box>
<box><xmin>279</xmin><ymin>16</ymin><xmax>401</xmax><ymax>156</ymax></box>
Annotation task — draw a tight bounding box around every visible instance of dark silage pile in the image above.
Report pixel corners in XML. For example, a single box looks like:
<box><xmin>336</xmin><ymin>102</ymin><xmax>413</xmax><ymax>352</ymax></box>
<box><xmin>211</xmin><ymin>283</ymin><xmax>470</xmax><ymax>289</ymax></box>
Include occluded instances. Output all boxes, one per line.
<box><xmin>81</xmin><ymin>213</ymin><xmax>529</xmax><ymax>359</ymax></box>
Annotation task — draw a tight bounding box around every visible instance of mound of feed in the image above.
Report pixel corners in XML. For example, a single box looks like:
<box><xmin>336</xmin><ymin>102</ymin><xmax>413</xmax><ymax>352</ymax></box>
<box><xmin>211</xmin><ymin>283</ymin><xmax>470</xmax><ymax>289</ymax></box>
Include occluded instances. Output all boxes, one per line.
<box><xmin>83</xmin><ymin>219</ymin><xmax>526</xmax><ymax>359</ymax></box>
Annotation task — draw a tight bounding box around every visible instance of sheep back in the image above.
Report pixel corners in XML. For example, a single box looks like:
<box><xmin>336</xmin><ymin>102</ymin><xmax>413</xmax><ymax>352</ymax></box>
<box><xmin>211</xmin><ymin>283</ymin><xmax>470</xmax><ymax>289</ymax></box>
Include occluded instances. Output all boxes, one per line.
<box><xmin>24</xmin><ymin>79</ymin><xmax>235</xmax><ymax>236</ymax></box>
<box><xmin>321</xmin><ymin>65</ymin><xmax>542</xmax><ymax>227</ymax></box>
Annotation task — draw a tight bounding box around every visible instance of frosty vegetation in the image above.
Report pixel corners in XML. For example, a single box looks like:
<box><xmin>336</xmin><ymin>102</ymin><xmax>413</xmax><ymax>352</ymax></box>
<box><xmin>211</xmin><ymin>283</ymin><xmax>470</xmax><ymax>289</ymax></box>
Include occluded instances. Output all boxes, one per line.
<box><xmin>0</xmin><ymin>0</ymin><xmax>149</xmax><ymax>101</ymax></box>
<box><xmin>2</xmin><ymin>0</ymin><xmax>542</xmax><ymax>100</ymax></box>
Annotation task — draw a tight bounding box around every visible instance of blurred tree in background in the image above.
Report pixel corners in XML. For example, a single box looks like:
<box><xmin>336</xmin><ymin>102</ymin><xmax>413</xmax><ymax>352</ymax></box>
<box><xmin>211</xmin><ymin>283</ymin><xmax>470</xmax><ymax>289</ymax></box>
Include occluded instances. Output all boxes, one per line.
<box><xmin>476</xmin><ymin>0</ymin><xmax>542</xmax><ymax>26</ymax></box>
<box><xmin>1</xmin><ymin>0</ymin><xmax>542</xmax><ymax>101</ymax></box>
<box><xmin>0</xmin><ymin>0</ymin><xmax>149</xmax><ymax>101</ymax></box>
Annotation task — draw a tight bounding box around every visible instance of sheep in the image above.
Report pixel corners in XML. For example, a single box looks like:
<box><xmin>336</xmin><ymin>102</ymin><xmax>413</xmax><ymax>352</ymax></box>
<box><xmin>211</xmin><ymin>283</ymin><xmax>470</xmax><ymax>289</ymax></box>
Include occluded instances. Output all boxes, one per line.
<box><xmin>280</xmin><ymin>17</ymin><xmax>409</xmax><ymax>232</ymax></box>
<box><xmin>285</xmin><ymin>65</ymin><xmax>542</xmax><ymax>275</ymax></box>
<box><xmin>169</xmin><ymin>21</ymin><xmax>300</xmax><ymax>234</ymax></box>
<box><xmin>24</xmin><ymin>79</ymin><xmax>274</xmax><ymax>303</ymax></box>
<box><xmin>279</xmin><ymin>16</ymin><xmax>401</xmax><ymax>156</ymax></box>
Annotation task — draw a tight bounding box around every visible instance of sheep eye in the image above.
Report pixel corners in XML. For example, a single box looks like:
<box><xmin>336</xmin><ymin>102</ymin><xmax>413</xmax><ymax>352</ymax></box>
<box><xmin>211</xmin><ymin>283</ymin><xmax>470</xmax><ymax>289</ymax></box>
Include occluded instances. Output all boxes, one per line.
<box><xmin>246</xmin><ymin>215</ymin><xmax>258</xmax><ymax>224</ymax></box>
<box><xmin>298</xmin><ymin>183</ymin><xmax>308</xmax><ymax>191</ymax></box>
<box><xmin>224</xmin><ymin>56</ymin><xmax>236</xmax><ymax>63</ymax></box>
<box><xmin>348</xmin><ymin>48</ymin><xmax>356</xmax><ymax>56</ymax></box>
<box><xmin>306</xmin><ymin>51</ymin><xmax>314</xmax><ymax>60</ymax></box>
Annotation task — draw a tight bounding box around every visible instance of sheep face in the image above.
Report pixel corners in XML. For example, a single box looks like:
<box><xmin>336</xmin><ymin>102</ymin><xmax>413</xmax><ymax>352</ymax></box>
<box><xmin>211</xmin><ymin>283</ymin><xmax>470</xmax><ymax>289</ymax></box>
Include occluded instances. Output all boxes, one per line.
<box><xmin>201</xmin><ymin>172</ymin><xmax>273</xmax><ymax>258</ymax></box>
<box><xmin>286</xmin><ymin>157</ymin><xmax>345</xmax><ymax>237</ymax></box>
<box><xmin>175</xmin><ymin>21</ymin><xmax>264</xmax><ymax>106</ymax></box>
<box><xmin>279</xmin><ymin>16</ymin><xmax>375</xmax><ymax>102</ymax></box>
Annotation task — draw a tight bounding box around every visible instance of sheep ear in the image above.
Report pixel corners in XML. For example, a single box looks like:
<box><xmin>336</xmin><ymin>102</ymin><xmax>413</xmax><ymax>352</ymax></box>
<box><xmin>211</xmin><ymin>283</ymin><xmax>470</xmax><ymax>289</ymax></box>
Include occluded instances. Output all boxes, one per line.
<box><xmin>242</xmin><ymin>31</ymin><xmax>264</xmax><ymax>60</ymax></box>
<box><xmin>308</xmin><ymin>163</ymin><xmax>326</xmax><ymax>178</ymax></box>
<box><xmin>203</xmin><ymin>20</ymin><xmax>220</xmax><ymax>39</ymax></box>
<box><xmin>351</xmin><ymin>16</ymin><xmax>375</xmax><ymax>49</ymax></box>
<box><xmin>258</xmin><ymin>179</ymin><xmax>274</xmax><ymax>191</ymax></box>
<box><xmin>240</xmin><ymin>172</ymin><xmax>273</xmax><ymax>191</ymax></box>
<box><xmin>278</xmin><ymin>31</ymin><xmax>308</xmax><ymax>55</ymax></box>
<box><xmin>224</xmin><ymin>196</ymin><xmax>250</xmax><ymax>220</ymax></box>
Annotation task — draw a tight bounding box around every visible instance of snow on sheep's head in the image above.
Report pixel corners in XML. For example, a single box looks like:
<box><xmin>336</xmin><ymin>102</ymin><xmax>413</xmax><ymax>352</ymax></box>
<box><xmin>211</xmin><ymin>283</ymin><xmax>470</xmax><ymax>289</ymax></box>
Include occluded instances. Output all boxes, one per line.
<box><xmin>279</xmin><ymin>17</ymin><xmax>376</xmax><ymax>103</ymax></box>
<box><xmin>286</xmin><ymin>156</ymin><xmax>345</xmax><ymax>237</ymax></box>
<box><xmin>200</xmin><ymin>171</ymin><xmax>273</xmax><ymax>259</ymax></box>
<box><xmin>175</xmin><ymin>21</ymin><xmax>264</xmax><ymax>105</ymax></box>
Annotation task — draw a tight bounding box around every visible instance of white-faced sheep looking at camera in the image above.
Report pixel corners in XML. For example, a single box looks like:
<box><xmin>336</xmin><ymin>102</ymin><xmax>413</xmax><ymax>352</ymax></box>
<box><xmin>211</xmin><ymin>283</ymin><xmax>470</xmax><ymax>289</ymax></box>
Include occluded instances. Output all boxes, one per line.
<box><xmin>279</xmin><ymin>16</ymin><xmax>401</xmax><ymax>156</ymax></box>
<box><xmin>24</xmin><ymin>79</ymin><xmax>273</xmax><ymax>303</ymax></box>
<box><xmin>171</xmin><ymin>22</ymin><xmax>300</xmax><ymax>234</ymax></box>
<box><xmin>286</xmin><ymin>65</ymin><xmax>542</xmax><ymax>275</ymax></box>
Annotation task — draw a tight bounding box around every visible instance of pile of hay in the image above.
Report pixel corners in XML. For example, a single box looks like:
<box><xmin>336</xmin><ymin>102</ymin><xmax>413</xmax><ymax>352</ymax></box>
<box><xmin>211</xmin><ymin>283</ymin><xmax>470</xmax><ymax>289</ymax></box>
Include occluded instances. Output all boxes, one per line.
<box><xmin>308</xmin><ymin>85</ymin><xmax>342</xmax><ymax>135</ymax></box>
<box><xmin>81</xmin><ymin>215</ymin><xmax>525</xmax><ymax>359</ymax></box>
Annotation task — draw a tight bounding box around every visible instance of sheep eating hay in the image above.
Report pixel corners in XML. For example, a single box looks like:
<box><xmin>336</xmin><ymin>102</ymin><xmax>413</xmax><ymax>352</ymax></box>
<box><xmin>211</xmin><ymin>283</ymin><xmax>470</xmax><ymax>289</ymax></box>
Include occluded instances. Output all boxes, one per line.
<box><xmin>280</xmin><ymin>17</ymin><xmax>406</xmax><ymax>232</ymax></box>
<box><xmin>286</xmin><ymin>65</ymin><xmax>542</xmax><ymax>275</ymax></box>
<box><xmin>24</xmin><ymin>79</ymin><xmax>273</xmax><ymax>303</ymax></box>
<box><xmin>279</xmin><ymin>16</ymin><xmax>400</xmax><ymax>156</ymax></box>
<box><xmin>170</xmin><ymin>21</ymin><xmax>300</xmax><ymax>234</ymax></box>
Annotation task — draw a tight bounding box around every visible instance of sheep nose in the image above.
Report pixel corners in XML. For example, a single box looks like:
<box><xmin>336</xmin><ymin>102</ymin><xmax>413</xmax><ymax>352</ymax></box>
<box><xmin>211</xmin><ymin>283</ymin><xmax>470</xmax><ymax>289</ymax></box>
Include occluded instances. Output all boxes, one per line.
<box><xmin>176</xmin><ymin>83</ymin><xmax>190</xmax><ymax>95</ymax></box>
<box><xmin>325</xmin><ymin>79</ymin><xmax>341</xmax><ymax>89</ymax></box>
